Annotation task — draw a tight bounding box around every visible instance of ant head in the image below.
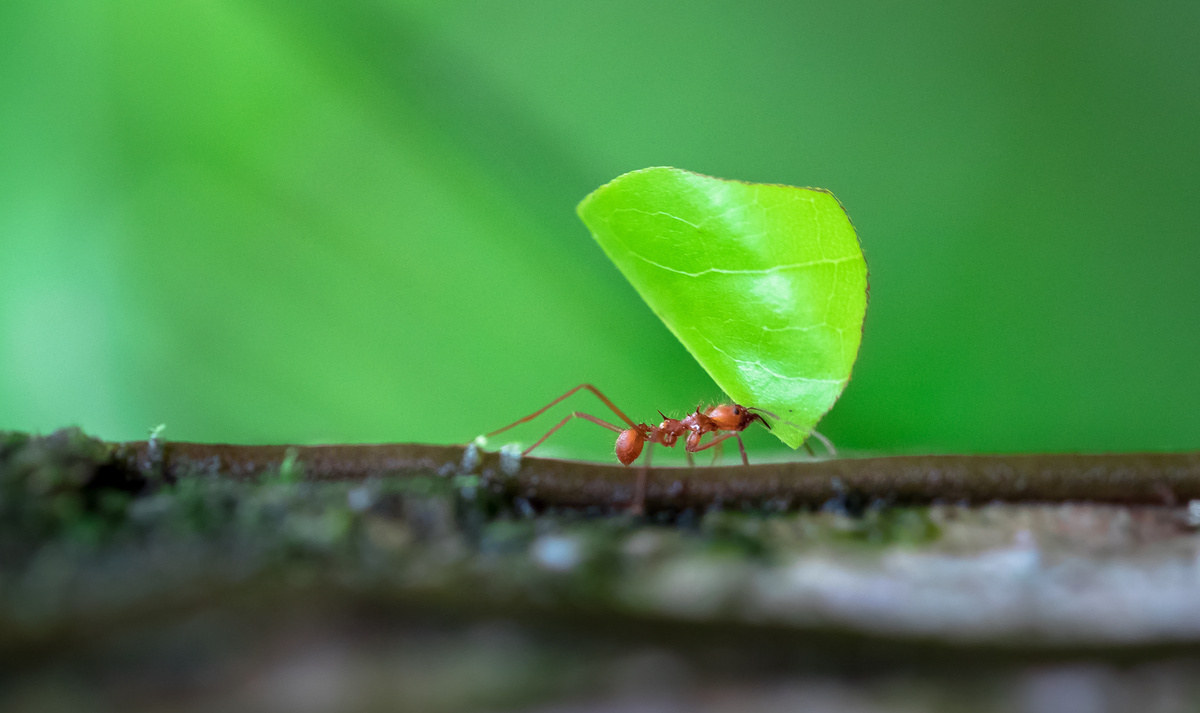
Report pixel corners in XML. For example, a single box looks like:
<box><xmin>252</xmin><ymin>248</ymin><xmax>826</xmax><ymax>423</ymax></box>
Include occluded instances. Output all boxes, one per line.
<box><xmin>703</xmin><ymin>404</ymin><xmax>774</xmax><ymax>431</ymax></box>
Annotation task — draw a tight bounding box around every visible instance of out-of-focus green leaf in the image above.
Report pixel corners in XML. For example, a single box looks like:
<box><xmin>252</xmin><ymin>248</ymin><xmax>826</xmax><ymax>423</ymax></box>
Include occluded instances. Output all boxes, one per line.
<box><xmin>577</xmin><ymin>167</ymin><xmax>867</xmax><ymax>449</ymax></box>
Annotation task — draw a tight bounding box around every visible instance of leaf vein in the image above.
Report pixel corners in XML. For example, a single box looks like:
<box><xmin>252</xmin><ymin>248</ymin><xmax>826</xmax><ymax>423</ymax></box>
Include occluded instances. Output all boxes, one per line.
<box><xmin>624</xmin><ymin>251</ymin><xmax>858</xmax><ymax>278</ymax></box>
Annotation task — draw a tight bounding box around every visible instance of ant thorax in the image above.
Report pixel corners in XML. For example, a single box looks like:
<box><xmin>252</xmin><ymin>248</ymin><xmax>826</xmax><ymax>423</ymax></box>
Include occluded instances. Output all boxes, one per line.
<box><xmin>682</xmin><ymin>408</ymin><xmax>717</xmax><ymax>434</ymax></box>
<box><xmin>649</xmin><ymin>417</ymin><xmax>687</xmax><ymax>447</ymax></box>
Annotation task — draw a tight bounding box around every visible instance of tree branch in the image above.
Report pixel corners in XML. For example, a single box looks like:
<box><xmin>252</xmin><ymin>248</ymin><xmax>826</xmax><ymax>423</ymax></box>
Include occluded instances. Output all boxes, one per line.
<box><xmin>110</xmin><ymin>440</ymin><xmax>1200</xmax><ymax>511</ymax></box>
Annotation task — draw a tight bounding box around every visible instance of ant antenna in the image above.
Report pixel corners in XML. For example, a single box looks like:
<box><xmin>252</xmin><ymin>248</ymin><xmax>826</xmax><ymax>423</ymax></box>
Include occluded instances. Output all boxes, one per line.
<box><xmin>486</xmin><ymin>383</ymin><xmax>639</xmax><ymax>438</ymax></box>
<box><xmin>745</xmin><ymin>406</ymin><xmax>775</xmax><ymax>430</ymax></box>
<box><xmin>748</xmin><ymin>407</ymin><xmax>804</xmax><ymax>432</ymax></box>
<box><xmin>746</xmin><ymin>407</ymin><xmax>782</xmax><ymax>421</ymax></box>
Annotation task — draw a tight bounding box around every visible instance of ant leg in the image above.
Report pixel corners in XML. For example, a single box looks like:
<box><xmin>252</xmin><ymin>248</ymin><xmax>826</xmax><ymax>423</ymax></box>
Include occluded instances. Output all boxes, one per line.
<box><xmin>695</xmin><ymin>433</ymin><xmax>749</xmax><ymax>466</ymax></box>
<box><xmin>809</xmin><ymin>429</ymin><xmax>838</xmax><ymax>457</ymax></box>
<box><xmin>632</xmin><ymin>442</ymin><xmax>653</xmax><ymax>517</ymax></box>
<box><xmin>486</xmin><ymin>384</ymin><xmax>638</xmax><ymax>439</ymax></box>
<box><xmin>803</xmin><ymin>441</ymin><xmax>817</xmax><ymax>457</ymax></box>
<box><xmin>689</xmin><ymin>431</ymin><xmax>737</xmax><ymax>454</ymax></box>
<box><xmin>521</xmin><ymin>412</ymin><xmax>622</xmax><ymax>456</ymax></box>
<box><xmin>709</xmin><ymin>438</ymin><xmax>724</xmax><ymax>466</ymax></box>
<box><xmin>685</xmin><ymin>450</ymin><xmax>695</xmax><ymax>467</ymax></box>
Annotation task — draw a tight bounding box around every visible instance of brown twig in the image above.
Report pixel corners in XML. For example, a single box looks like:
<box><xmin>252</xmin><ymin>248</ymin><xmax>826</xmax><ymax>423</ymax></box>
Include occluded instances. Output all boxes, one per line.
<box><xmin>110</xmin><ymin>440</ymin><xmax>1200</xmax><ymax>512</ymax></box>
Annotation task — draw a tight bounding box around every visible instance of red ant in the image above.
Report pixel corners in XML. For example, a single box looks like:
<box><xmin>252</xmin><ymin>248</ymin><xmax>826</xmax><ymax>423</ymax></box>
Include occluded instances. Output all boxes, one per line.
<box><xmin>486</xmin><ymin>384</ymin><xmax>773</xmax><ymax>466</ymax></box>
<box><xmin>483</xmin><ymin>384</ymin><xmax>787</xmax><ymax>512</ymax></box>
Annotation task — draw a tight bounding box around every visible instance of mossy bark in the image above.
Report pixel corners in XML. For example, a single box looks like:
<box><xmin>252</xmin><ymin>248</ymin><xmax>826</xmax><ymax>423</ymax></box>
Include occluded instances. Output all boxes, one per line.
<box><xmin>7</xmin><ymin>429</ymin><xmax>1200</xmax><ymax>712</ymax></box>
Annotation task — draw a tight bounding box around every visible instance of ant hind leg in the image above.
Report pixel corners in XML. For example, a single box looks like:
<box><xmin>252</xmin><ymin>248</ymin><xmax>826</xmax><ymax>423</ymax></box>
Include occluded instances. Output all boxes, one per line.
<box><xmin>485</xmin><ymin>384</ymin><xmax>638</xmax><ymax>440</ymax></box>
<box><xmin>521</xmin><ymin>412</ymin><xmax>622</xmax><ymax>457</ymax></box>
<box><xmin>632</xmin><ymin>442</ymin><xmax>653</xmax><ymax>517</ymax></box>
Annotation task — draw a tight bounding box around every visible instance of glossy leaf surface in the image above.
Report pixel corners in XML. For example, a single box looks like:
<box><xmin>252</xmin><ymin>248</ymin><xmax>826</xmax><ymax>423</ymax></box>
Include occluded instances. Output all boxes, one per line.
<box><xmin>578</xmin><ymin>167</ymin><xmax>867</xmax><ymax>449</ymax></box>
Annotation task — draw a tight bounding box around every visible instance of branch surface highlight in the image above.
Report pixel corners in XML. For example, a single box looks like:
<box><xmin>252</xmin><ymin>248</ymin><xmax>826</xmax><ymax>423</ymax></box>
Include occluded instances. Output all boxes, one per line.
<box><xmin>111</xmin><ymin>440</ymin><xmax>1200</xmax><ymax>511</ymax></box>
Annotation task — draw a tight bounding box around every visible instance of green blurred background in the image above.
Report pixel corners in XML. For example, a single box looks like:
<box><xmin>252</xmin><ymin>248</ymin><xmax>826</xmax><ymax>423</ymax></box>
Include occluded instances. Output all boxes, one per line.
<box><xmin>2</xmin><ymin>1</ymin><xmax>1198</xmax><ymax>460</ymax></box>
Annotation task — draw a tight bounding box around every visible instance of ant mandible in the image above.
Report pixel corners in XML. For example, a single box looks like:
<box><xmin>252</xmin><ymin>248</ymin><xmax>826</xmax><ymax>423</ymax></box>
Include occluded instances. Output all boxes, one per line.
<box><xmin>484</xmin><ymin>384</ymin><xmax>774</xmax><ymax>468</ymax></box>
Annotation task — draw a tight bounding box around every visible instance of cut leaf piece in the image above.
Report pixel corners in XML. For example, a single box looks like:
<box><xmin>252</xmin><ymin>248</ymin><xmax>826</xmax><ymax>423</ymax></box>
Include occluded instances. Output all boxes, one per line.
<box><xmin>577</xmin><ymin>167</ymin><xmax>867</xmax><ymax>449</ymax></box>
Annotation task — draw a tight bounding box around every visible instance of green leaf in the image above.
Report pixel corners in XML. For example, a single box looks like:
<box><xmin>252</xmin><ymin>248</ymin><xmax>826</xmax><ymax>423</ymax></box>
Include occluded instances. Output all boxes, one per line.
<box><xmin>577</xmin><ymin>167</ymin><xmax>867</xmax><ymax>449</ymax></box>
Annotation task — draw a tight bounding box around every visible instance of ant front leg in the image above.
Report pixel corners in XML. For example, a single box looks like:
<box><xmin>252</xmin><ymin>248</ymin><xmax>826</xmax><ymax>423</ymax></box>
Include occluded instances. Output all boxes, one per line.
<box><xmin>689</xmin><ymin>432</ymin><xmax>750</xmax><ymax>466</ymax></box>
<box><xmin>734</xmin><ymin>433</ymin><xmax>748</xmax><ymax>466</ymax></box>
<box><xmin>808</xmin><ymin>429</ymin><xmax>838</xmax><ymax>457</ymax></box>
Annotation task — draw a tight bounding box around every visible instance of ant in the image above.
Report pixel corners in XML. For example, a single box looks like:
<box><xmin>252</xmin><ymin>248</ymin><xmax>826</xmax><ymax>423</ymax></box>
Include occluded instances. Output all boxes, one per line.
<box><xmin>483</xmin><ymin>384</ymin><xmax>807</xmax><ymax>514</ymax></box>
<box><xmin>486</xmin><ymin>384</ymin><xmax>772</xmax><ymax>466</ymax></box>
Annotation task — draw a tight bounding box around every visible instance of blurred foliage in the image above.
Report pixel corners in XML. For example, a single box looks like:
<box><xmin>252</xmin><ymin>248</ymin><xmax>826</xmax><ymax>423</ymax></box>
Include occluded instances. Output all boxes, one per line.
<box><xmin>1</xmin><ymin>1</ymin><xmax>1198</xmax><ymax>458</ymax></box>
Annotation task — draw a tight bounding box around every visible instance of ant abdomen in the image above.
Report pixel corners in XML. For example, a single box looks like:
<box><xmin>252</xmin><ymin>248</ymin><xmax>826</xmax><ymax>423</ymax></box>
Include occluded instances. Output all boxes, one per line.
<box><xmin>615</xmin><ymin>428</ymin><xmax>645</xmax><ymax>465</ymax></box>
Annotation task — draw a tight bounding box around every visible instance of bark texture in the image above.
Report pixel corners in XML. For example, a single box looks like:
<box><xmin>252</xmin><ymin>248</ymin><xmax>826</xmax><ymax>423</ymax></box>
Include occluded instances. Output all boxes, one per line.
<box><xmin>111</xmin><ymin>440</ymin><xmax>1200</xmax><ymax>511</ymax></box>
